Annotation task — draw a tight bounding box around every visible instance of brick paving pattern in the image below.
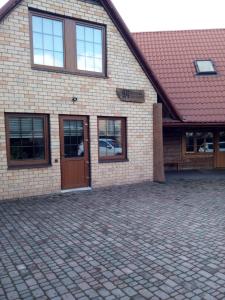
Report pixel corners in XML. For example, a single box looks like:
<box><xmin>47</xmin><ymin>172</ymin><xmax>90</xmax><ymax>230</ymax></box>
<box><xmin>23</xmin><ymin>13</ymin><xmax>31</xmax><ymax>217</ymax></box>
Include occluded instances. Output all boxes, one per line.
<box><xmin>1</xmin><ymin>177</ymin><xmax>225</xmax><ymax>299</ymax></box>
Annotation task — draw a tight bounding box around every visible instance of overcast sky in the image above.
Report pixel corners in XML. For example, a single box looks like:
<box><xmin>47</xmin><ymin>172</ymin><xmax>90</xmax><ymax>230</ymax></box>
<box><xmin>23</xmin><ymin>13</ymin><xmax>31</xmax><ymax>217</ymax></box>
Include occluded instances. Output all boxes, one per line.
<box><xmin>1</xmin><ymin>0</ymin><xmax>225</xmax><ymax>32</ymax></box>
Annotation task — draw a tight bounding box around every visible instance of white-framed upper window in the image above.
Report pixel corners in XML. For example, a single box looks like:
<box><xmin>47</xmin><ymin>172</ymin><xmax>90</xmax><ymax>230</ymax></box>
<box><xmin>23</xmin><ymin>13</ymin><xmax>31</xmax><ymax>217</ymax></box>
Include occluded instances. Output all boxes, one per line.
<box><xmin>195</xmin><ymin>60</ymin><xmax>216</xmax><ymax>75</ymax></box>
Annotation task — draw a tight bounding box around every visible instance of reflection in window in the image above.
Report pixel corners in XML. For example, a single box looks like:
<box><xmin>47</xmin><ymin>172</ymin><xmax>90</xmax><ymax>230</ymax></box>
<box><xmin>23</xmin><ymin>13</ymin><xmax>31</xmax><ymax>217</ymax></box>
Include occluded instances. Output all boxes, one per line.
<box><xmin>32</xmin><ymin>16</ymin><xmax>64</xmax><ymax>67</ymax></box>
<box><xmin>76</xmin><ymin>24</ymin><xmax>103</xmax><ymax>73</ymax></box>
<box><xmin>64</xmin><ymin>120</ymin><xmax>84</xmax><ymax>158</ymax></box>
<box><xmin>98</xmin><ymin>118</ymin><xmax>126</xmax><ymax>160</ymax></box>
<box><xmin>8</xmin><ymin>116</ymin><xmax>45</xmax><ymax>160</ymax></box>
<box><xmin>219</xmin><ymin>132</ymin><xmax>225</xmax><ymax>152</ymax></box>
<box><xmin>185</xmin><ymin>132</ymin><xmax>214</xmax><ymax>153</ymax></box>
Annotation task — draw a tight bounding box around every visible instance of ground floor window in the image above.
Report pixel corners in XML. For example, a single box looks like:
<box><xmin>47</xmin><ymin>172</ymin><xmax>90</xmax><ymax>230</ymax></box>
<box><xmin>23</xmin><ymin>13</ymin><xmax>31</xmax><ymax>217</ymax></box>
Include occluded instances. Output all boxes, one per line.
<box><xmin>185</xmin><ymin>131</ymin><xmax>214</xmax><ymax>154</ymax></box>
<box><xmin>98</xmin><ymin>117</ymin><xmax>127</xmax><ymax>161</ymax></box>
<box><xmin>5</xmin><ymin>113</ymin><xmax>50</xmax><ymax>167</ymax></box>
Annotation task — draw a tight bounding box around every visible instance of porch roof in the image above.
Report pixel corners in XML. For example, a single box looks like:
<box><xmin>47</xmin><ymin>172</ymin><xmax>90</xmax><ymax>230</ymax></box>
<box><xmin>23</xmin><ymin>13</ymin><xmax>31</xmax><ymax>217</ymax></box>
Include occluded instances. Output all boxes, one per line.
<box><xmin>133</xmin><ymin>29</ymin><xmax>225</xmax><ymax>123</ymax></box>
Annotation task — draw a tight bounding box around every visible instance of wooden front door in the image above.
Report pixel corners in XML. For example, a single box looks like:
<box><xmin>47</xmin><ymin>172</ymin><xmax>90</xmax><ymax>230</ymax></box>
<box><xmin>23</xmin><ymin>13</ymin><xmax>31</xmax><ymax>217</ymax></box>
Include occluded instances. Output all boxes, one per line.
<box><xmin>215</xmin><ymin>131</ymin><xmax>225</xmax><ymax>168</ymax></box>
<box><xmin>60</xmin><ymin>115</ymin><xmax>89</xmax><ymax>190</ymax></box>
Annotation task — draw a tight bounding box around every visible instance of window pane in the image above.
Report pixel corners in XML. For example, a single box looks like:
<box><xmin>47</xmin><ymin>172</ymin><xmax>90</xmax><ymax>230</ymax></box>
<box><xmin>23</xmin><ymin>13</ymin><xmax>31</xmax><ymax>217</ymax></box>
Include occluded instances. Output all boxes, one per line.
<box><xmin>99</xmin><ymin>119</ymin><xmax>123</xmax><ymax>158</ymax></box>
<box><xmin>54</xmin><ymin>36</ymin><xmax>63</xmax><ymax>52</ymax></box>
<box><xmin>32</xmin><ymin>16</ymin><xmax>63</xmax><ymax>68</ymax></box>
<box><xmin>77</xmin><ymin>41</ymin><xmax>85</xmax><ymax>56</ymax></box>
<box><xmin>9</xmin><ymin>118</ymin><xmax>20</xmax><ymax>134</ymax></box>
<box><xmin>34</xmin><ymin>146</ymin><xmax>45</xmax><ymax>159</ymax></box>
<box><xmin>33</xmin><ymin>33</ymin><xmax>43</xmax><ymax>49</ymax></box>
<box><xmin>10</xmin><ymin>147</ymin><xmax>22</xmax><ymax>160</ymax></box>
<box><xmin>219</xmin><ymin>132</ymin><xmax>225</xmax><ymax>152</ymax></box>
<box><xmin>196</xmin><ymin>60</ymin><xmax>215</xmax><ymax>73</ymax></box>
<box><xmin>185</xmin><ymin>132</ymin><xmax>194</xmax><ymax>153</ymax></box>
<box><xmin>85</xmin><ymin>27</ymin><xmax>94</xmax><ymax>42</ymax></box>
<box><xmin>54</xmin><ymin>52</ymin><xmax>64</xmax><ymax>67</ymax></box>
<box><xmin>33</xmin><ymin>118</ymin><xmax>43</xmax><ymax>132</ymax></box>
<box><xmin>44</xmin><ymin>50</ymin><xmax>54</xmax><ymax>66</ymax></box>
<box><xmin>94</xmin><ymin>43</ymin><xmax>102</xmax><ymax>59</ymax></box>
<box><xmin>76</xmin><ymin>24</ymin><xmax>103</xmax><ymax>73</ymax></box>
<box><xmin>43</xmin><ymin>34</ymin><xmax>54</xmax><ymax>51</ymax></box>
<box><xmin>43</xmin><ymin>18</ymin><xmax>53</xmax><ymax>34</ymax></box>
<box><xmin>77</xmin><ymin>56</ymin><xmax>86</xmax><ymax>70</ymax></box>
<box><xmin>21</xmin><ymin>118</ymin><xmax>32</xmax><ymax>132</ymax></box>
<box><xmin>32</xmin><ymin>16</ymin><xmax>42</xmax><ymax>33</ymax></box>
<box><xmin>94</xmin><ymin>58</ymin><xmax>102</xmax><ymax>73</ymax></box>
<box><xmin>86</xmin><ymin>57</ymin><xmax>94</xmax><ymax>71</ymax></box>
<box><xmin>94</xmin><ymin>29</ymin><xmax>102</xmax><ymax>43</ymax></box>
<box><xmin>63</xmin><ymin>120</ymin><xmax>84</xmax><ymax>158</ymax></box>
<box><xmin>197</xmin><ymin>132</ymin><xmax>214</xmax><ymax>153</ymax></box>
<box><xmin>76</xmin><ymin>25</ymin><xmax>85</xmax><ymax>40</ymax></box>
<box><xmin>8</xmin><ymin>116</ymin><xmax>47</xmax><ymax>162</ymax></box>
<box><xmin>86</xmin><ymin>42</ymin><xmax>94</xmax><ymax>57</ymax></box>
<box><xmin>53</xmin><ymin>20</ymin><xmax>62</xmax><ymax>36</ymax></box>
<box><xmin>34</xmin><ymin>49</ymin><xmax>44</xmax><ymax>65</ymax></box>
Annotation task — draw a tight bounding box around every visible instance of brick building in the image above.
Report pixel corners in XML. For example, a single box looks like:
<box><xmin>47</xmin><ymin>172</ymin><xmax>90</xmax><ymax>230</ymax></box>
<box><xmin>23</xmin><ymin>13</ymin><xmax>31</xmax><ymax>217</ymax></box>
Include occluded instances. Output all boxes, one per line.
<box><xmin>0</xmin><ymin>0</ymin><xmax>167</xmax><ymax>200</ymax></box>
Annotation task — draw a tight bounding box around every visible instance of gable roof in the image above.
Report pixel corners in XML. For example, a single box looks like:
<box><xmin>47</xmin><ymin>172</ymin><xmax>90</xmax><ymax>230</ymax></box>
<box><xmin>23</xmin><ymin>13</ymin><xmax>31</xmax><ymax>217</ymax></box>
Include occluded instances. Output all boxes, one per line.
<box><xmin>0</xmin><ymin>0</ymin><xmax>180</xmax><ymax>119</ymax></box>
<box><xmin>133</xmin><ymin>29</ymin><xmax>225</xmax><ymax>124</ymax></box>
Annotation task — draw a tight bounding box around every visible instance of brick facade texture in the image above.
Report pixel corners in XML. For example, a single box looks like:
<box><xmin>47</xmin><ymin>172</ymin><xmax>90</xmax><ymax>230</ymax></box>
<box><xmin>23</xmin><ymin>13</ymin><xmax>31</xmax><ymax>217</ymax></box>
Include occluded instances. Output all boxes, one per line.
<box><xmin>0</xmin><ymin>0</ymin><xmax>157</xmax><ymax>200</ymax></box>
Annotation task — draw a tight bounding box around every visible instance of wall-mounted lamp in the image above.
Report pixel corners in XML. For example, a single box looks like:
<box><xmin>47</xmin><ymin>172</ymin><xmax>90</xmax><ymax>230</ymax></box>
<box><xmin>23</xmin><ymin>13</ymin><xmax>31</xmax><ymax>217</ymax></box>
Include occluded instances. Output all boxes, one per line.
<box><xmin>72</xmin><ymin>97</ymin><xmax>78</xmax><ymax>103</ymax></box>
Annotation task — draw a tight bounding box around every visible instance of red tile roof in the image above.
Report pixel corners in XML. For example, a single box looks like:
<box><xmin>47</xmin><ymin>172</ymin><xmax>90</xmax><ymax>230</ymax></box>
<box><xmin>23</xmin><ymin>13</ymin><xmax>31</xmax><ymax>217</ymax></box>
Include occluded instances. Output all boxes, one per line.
<box><xmin>133</xmin><ymin>29</ymin><xmax>225</xmax><ymax>123</ymax></box>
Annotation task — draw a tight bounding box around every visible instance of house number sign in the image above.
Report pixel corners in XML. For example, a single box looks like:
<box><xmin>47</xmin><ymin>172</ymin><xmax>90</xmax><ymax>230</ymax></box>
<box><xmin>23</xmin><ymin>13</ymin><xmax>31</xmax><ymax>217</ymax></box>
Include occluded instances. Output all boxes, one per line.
<box><xmin>116</xmin><ymin>88</ymin><xmax>145</xmax><ymax>103</ymax></box>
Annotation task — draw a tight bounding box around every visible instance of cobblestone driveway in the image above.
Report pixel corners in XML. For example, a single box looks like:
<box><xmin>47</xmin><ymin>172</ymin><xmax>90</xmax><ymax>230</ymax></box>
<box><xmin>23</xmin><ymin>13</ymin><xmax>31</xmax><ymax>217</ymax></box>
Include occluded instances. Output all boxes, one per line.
<box><xmin>1</xmin><ymin>176</ymin><xmax>225</xmax><ymax>299</ymax></box>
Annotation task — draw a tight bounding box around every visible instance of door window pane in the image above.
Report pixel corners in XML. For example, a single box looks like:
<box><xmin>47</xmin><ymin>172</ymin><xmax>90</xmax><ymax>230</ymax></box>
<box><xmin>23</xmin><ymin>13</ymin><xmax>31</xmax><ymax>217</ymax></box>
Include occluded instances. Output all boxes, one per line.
<box><xmin>63</xmin><ymin>120</ymin><xmax>84</xmax><ymax>158</ymax></box>
<box><xmin>7</xmin><ymin>116</ymin><xmax>47</xmax><ymax>162</ymax></box>
<box><xmin>98</xmin><ymin>118</ymin><xmax>126</xmax><ymax>159</ymax></box>
<box><xmin>76</xmin><ymin>24</ymin><xmax>103</xmax><ymax>73</ymax></box>
<box><xmin>32</xmin><ymin>15</ymin><xmax>64</xmax><ymax>67</ymax></box>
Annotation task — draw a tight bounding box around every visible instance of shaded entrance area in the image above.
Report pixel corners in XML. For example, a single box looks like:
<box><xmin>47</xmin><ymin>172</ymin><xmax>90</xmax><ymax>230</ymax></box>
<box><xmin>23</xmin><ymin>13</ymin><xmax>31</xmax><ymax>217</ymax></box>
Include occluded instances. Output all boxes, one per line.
<box><xmin>164</xmin><ymin>126</ymin><xmax>225</xmax><ymax>171</ymax></box>
<box><xmin>166</xmin><ymin>169</ymin><xmax>225</xmax><ymax>182</ymax></box>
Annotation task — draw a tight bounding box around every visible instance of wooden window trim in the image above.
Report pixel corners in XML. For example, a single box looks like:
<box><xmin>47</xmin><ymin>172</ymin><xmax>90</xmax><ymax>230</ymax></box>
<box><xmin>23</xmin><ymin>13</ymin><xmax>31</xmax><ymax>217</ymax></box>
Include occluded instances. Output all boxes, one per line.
<box><xmin>182</xmin><ymin>130</ymin><xmax>215</xmax><ymax>157</ymax></box>
<box><xmin>29</xmin><ymin>10</ymin><xmax>107</xmax><ymax>77</ymax></box>
<box><xmin>5</xmin><ymin>113</ymin><xmax>50</xmax><ymax>168</ymax></box>
<box><xmin>98</xmin><ymin>117</ymin><xmax>127</xmax><ymax>163</ymax></box>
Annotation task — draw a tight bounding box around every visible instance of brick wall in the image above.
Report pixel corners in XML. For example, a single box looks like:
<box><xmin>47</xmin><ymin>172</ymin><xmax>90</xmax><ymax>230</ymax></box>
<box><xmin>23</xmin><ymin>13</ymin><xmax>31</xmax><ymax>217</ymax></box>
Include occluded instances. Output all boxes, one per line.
<box><xmin>0</xmin><ymin>0</ymin><xmax>157</xmax><ymax>200</ymax></box>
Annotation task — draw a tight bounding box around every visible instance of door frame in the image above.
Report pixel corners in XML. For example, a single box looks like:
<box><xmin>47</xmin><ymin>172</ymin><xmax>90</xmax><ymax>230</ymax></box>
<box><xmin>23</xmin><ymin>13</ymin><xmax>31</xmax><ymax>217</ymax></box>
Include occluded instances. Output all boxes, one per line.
<box><xmin>59</xmin><ymin>115</ymin><xmax>91</xmax><ymax>190</ymax></box>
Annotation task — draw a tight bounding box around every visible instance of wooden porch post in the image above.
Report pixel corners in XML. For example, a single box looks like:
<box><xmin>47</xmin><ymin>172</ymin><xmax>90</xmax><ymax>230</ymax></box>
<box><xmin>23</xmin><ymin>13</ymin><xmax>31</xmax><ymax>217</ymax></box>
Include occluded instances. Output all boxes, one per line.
<box><xmin>153</xmin><ymin>103</ymin><xmax>165</xmax><ymax>182</ymax></box>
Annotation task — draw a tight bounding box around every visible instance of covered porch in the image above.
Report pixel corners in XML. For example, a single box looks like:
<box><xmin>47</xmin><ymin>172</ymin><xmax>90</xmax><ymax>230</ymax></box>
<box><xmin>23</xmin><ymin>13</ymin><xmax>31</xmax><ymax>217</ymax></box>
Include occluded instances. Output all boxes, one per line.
<box><xmin>163</xmin><ymin>125</ymin><xmax>225</xmax><ymax>171</ymax></box>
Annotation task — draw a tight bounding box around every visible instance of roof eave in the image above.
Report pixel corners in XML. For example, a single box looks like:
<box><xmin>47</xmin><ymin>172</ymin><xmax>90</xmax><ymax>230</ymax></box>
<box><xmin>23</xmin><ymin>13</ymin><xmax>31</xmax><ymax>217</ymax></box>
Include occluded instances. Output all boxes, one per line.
<box><xmin>163</xmin><ymin>120</ymin><xmax>225</xmax><ymax>127</ymax></box>
<box><xmin>0</xmin><ymin>0</ymin><xmax>21</xmax><ymax>21</ymax></box>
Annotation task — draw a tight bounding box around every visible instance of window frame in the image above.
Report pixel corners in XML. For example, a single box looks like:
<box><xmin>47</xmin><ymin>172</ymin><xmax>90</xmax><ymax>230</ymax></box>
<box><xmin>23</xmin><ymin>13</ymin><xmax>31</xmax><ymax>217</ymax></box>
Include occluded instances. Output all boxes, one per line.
<box><xmin>29</xmin><ymin>11</ymin><xmax>66</xmax><ymax>72</ymax></box>
<box><xmin>29</xmin><ymin>10</ymin><xmax>107</xmax><ymax>77</ymax></box>
<box><xmin>183</xmin><ymin>130</ymin><xmax>215</xmax><ymax>156</ymax></box>
<box><xmin>194</xmin><ymin>60</ymin><xmax>217</xmax><ymax>75</ymax></box>
<box><xmin>98</xmin><ymin>117</ymin><xmax>127</xmax><ymax>162</ymax></box>
<box><xmin>5</xmin><ymin>113</ymin><xmax>50</xmax><ymax>168</ymax></box>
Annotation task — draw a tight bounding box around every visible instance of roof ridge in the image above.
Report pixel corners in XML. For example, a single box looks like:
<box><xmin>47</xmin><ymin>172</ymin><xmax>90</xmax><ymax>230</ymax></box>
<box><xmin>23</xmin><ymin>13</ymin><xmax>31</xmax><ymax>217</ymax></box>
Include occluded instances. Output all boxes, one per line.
<box><xmin>132</xmin><ymin>28</ymin><xmax>225</xmax><ymax>34</ymax></box>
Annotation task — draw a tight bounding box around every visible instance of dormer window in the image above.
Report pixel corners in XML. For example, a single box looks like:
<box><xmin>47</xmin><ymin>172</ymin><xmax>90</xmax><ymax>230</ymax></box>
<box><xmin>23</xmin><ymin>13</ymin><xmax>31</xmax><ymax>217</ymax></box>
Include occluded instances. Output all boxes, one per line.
<box><xmin>195</xmin><ymin>60</ymin><xmax>216</xmax><ymax>75</ymax></box>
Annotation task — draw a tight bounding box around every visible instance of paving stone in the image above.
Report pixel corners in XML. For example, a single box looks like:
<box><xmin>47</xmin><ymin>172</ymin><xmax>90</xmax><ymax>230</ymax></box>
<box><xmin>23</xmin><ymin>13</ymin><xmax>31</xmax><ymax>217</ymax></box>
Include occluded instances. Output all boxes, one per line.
<box><xmin>1</xmin><ymin>180</ymin><xmax>225</xmax><ymax>299</ymax></box>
